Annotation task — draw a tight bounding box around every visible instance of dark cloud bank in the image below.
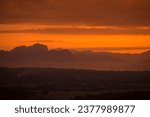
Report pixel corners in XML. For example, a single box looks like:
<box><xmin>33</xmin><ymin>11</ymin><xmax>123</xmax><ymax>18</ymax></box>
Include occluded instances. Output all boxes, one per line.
<box><xmin>0</xmin><ymin>0</ymin><xmax>150</xmax><ymax>26</ymax></box>
<box><xmin>1</xmin><ymin>26</ymin><xmax>150</xmax><ymax>35</ymax></box>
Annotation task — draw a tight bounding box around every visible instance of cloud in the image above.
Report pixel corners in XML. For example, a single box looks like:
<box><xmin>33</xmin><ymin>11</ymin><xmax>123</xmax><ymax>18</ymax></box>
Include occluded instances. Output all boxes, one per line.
<box><xmin>85</xmin><ymin>47</ymin><xmax>150</xmax><ymax>51</ymax></box>
<box><xmin>0</xmin><ymin>0</ymin><xmax>150</xmax><ymax>26</ymax></box>
<box><xmin>28</xmin><ymin>40</ymin><xmax>62</xmax><ymax>43</ymax></box>
<box><xmin>0</xmin><ymin>25</ymin><xmax>150</xmax><ymax>35</ymax></box>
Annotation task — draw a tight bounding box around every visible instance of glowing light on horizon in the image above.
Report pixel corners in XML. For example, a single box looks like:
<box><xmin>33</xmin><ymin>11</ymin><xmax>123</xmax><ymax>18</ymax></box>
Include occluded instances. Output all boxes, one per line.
<box><xmin>0</xmin><ymin>33</ymin><xmax>150</xmax><ymax>53</ymax></box>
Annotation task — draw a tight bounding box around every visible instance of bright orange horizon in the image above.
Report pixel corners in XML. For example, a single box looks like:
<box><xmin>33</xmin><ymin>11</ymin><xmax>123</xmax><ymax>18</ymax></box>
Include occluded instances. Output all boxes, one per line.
<box><xmin>0</xmin><ymin>32</ymin><xmax>150</xmax><ymax>53</ymax></box>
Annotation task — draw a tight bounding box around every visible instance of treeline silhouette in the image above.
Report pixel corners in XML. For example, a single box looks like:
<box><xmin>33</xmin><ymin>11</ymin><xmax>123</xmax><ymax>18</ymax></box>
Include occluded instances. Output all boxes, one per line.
<box><xmin>0</xmin><ymin>67</ymin><xmax>150</xmax><ymax>100</ymax></box>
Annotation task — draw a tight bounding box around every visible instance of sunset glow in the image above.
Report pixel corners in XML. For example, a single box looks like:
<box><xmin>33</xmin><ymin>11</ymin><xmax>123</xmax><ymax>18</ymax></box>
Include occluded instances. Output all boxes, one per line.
<box><xmin>0</xmin><ymin>32</ymin><xmax>150</xmax><ymax>53</ymax></box>
<box><xmin>1</xmin><ymin>0</ymin><xmax>150</xmax><ymax>101</ymax></box>
<box><xmin>0</xmin><ymin>0</ymin><xmax>150</xmax><ymax>53</ymax></box>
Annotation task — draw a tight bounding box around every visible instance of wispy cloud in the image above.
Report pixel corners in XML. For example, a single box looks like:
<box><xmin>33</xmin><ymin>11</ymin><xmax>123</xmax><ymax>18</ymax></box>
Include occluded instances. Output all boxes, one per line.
<box><xmin>27</xmin><ymin>39</ymin><xmax>63</xmax><ymax>43</ymax></box>
<box><xmin>83</xmin><ymin>47</ymin><xmax>150</xmax><ymax>51</ymax></box>
<box><xmin>0</xmin><ymin>25</ymin><xmax>150</xmax><ymax>35</ymax></box>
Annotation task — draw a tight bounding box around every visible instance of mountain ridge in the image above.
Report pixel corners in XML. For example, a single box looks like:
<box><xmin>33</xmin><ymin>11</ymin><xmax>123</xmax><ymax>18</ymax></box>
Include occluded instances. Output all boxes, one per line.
<box><xmin>0</xmin><ymin>43</ymin><xmax>150</xmax><ymax>70</ymax></box>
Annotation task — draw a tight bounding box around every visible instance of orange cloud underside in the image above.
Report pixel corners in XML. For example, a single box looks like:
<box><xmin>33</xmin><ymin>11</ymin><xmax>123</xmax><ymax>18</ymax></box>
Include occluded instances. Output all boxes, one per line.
<box><xmin>0</xmin><ymin>33</ymin><xmax>150</xmax><ymax>53</ymax></box>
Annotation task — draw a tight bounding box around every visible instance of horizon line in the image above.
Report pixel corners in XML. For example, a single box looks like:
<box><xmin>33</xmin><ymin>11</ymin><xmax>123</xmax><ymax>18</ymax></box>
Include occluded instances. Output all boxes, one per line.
<box><xmin>1</xmin><ymin>43</ymin><xmax>150</xmax><ymax>54</ymax></box>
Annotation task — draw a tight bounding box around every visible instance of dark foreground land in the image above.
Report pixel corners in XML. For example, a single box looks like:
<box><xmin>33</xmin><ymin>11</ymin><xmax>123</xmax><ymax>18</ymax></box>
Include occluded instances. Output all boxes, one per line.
<box><xmin>0</xmin><ymin>67</ymin><xmax>150</xmax><ymax>100</ymax></box>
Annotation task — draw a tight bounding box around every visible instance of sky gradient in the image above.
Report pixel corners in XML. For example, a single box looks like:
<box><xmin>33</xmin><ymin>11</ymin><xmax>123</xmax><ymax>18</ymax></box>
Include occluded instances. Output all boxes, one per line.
<box><xmin>0</xmin><ymin>0</ymin><xmax>150</xmax><ymax>53</ymax></box>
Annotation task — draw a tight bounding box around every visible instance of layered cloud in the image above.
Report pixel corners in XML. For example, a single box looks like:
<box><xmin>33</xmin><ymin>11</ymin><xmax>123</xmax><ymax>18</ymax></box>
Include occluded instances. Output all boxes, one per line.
<box><xmin>0</xmin><ymin>0</ymin><xmax>150</xmax><ymax>26</ymax></box>
<box><xmin>0</xmin><ymin>24</ymin><xmax>150</xmax><ymax>35</ymax></box>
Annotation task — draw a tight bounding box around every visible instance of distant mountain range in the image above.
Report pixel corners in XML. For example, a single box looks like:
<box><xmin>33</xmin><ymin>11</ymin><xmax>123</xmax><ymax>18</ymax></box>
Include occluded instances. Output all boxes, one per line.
<box><xmin>0</xmin><ymin>43</ymin><xmax>150</xmax><ymax>70</ymax></box>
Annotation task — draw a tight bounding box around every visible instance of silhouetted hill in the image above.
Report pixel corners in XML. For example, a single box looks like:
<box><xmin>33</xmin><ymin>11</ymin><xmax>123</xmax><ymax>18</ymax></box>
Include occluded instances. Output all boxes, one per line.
<box><xmin>11</xmin><ymin>43</ymin><xmax>48</xmax><ymax>54</ymax></box>
<box><xmin>0</xmin><ymin>44</ymin><xmax>150</xmax><ymax>70</ymax></box>
<box><xmin>49</xmin><ymin>48</ymin><xmax>73</xmax><ymax>61</ymax></box>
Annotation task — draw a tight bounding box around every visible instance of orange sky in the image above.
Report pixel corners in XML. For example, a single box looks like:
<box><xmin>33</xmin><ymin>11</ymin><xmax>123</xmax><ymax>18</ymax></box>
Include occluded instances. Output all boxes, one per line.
<box><xmin>0</xmin><ymin>32</ymin><xmax>150</xmax><ymax>53</ymax></box>
<box><xmin>0</xmin><ymin>0</ymin><xmax>150</xmax><ymax>53</ymax></box>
